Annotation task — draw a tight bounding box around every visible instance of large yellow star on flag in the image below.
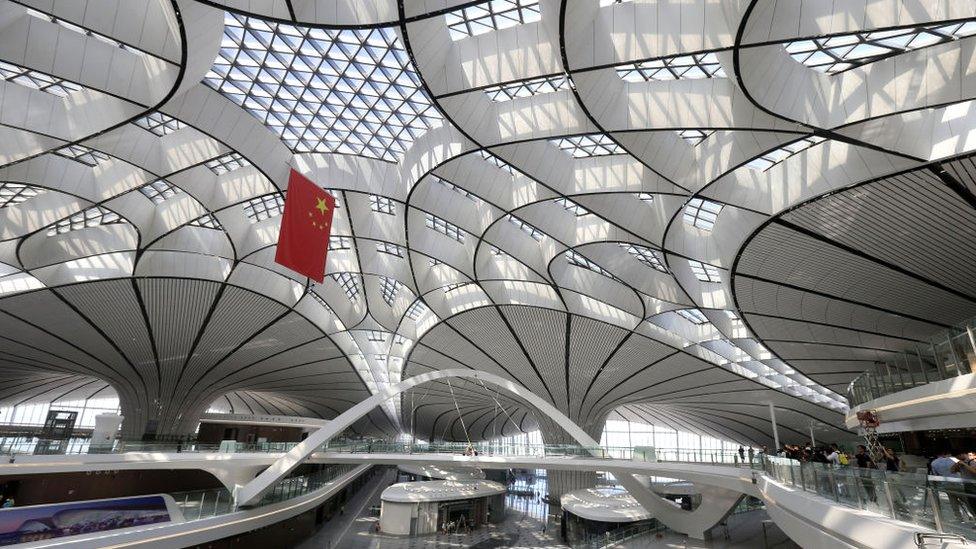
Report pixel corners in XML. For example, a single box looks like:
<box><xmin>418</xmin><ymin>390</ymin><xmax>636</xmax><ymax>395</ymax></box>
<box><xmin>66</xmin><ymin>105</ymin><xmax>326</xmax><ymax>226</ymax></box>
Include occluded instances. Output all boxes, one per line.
<box><xmin>315</xmin><ymin>197</ymin><xmax>329</xmax><ymax>215</ymax></box>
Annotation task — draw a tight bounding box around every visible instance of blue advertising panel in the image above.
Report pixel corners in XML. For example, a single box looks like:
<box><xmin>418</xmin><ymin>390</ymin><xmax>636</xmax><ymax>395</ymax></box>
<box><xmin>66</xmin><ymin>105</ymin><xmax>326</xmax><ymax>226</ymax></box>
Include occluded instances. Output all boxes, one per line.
<box><xmin>0</xmin><ymin>494</ymin><xmax>174</xmax><ymax>545</ymax></box>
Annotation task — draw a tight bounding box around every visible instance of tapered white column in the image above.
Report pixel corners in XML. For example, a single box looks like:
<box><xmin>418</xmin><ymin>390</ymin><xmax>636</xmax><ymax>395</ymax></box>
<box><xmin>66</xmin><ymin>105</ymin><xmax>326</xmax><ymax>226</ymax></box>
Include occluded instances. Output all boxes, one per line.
<box><xmin>768</xmin><ymin>403</ymin><xmax>780</xmax><ymax>450</ymax></box>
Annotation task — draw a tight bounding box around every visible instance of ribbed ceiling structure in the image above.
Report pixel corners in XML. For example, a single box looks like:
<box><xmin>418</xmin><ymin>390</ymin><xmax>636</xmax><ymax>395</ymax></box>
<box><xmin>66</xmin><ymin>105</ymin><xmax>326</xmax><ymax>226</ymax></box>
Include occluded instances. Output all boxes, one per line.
<box><xmin>0</xmin><ymin>0</ymin><xmax>974</xmax><ymax>446</ymax></box>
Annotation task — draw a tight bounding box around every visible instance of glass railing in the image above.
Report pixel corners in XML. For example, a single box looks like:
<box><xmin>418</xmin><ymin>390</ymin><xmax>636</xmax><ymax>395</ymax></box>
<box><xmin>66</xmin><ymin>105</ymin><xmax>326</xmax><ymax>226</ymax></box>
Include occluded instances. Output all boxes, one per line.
<box><xmin>847</xmin><ymin>317</ymin><xmax>976</xmax><ymax>408</ymax></box>
<box><xmin>762</xmin><ymin>456</ymin><xmax>973</xmax><ymax>541</ymax></box>
<box><xmin>171</xmin><ymin>464</ymin><xmax>358</xmax><ymax>521</ymax></box>
<box><xmin>577</xmin><ymin>522</ymin><xmax>667</xmax><ymax>548</ymax></box>
<box><xmin>315</xmin><ymin>440</ymin><xmax>760</xmax><ymax>467</ymax></box>
<box><xmin>0</xmin><ymin>438</ymin><xmax>302</xmax><ymax>457</ymax></box>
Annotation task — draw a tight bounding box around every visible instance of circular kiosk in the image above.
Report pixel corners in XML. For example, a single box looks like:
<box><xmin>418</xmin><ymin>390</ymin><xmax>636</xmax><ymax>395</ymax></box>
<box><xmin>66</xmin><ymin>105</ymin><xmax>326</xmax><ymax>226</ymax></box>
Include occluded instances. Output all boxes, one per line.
<box><xmin>560</xmin><ymin>487</ymin><xmax>660</xmax><ymax>544</ymax></box>
<box><xmin>379</xmin><ymin>480</ymin><xmax>506</xmax><ymax>536</ymax></box>
<box><xmin>397</xmin><ymin>464</ymin><xmax>485</xmax><ymax>482</ymax></box>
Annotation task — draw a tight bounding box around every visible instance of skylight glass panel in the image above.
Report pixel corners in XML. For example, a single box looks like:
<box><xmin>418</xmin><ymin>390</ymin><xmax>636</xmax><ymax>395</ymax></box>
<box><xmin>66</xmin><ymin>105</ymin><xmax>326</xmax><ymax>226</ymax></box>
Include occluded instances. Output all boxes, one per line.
<box><xmin>617</xmin><ymin>52</ymin><xmax>726</xmax><ymax>82</ymax></box>
<box><xmin>405</xmin><ymin>300</ymin><xmax>428</xmax><ymax>320</ymax></box>
<box><xmin>425</xmin><ymin>213</ymin><xmax>465</xmax><ymax>243</ymax></box>
<box><xmin>190</xmin><ymin>214</ymin><xmax>222</xmax><ymax>230</ymax></box>
<box><xmin>428</xmin><ymin>258</ymin><xmax>443</xmax><ymax>267</ymax></box>
<box><xmin>394</xmin><ymin>334</ymin><xmax>409</xmax><ymax>345</ymax></box>
<box><xmin>133</xmin><ymin>112</ymin><xmax>186</xmax><ymax>136</ymax></box>
<box><xmin>745</xmin><ymin>136</ymin><xmax>825</xmax><ymax>171</ymax></box>
<box><xmin>243</xmin><ymin>193</ymin><xmax>284</xmax><ymax>222</ymax></box>
<box><xmin>683</xmin><ymin>198</ymin><xmax>724</xmax><ymax>231</ymax></box>
<box><xmin>47</xmin><ymin>206</ymin><xmax>122</xmax><ymax>236</ymax></box>
<box><xmin>554</xmin><ymin>197</ymin><xmax>589</xmax><ymax>216</ymax></box>
<box><xmin>331</xmin><ymin>272</ymin><xmax>359</xmax><ymax>301</ymax></box>
<box><xmin>205</xmin><ymin>153</ymin><xmax>249</xmax><ymax>175</ymax></box>
<box><xmin>507</xmin><ymin>214</ymin><xmax>544</xmax><ymax>241</ymax></box>
<box><xmin>676</xmin><ymin>129</ymin><xmax>713</xmax><ymax>145</ymax></box>
<box><xmin>138</xmin><ymin>179</ymin><xmax>181</xmax><ymax>204</ymax></box>
<box><xmin>637</xmin><ymin>193</ymin><xmax>655</xmax><ymax>203</ymax></box>
<box><xmin>689</xmin><ymin>260</ymin><xmax>721</xmax><ymax>282</ymax></box>
<box><xmin>725</xmin><ymin>310</ymin><xmax>740</xmax><ymax>320</ymax></box>
<box><xmin>489</xmin><ymin>245</ymin><xmax>508</xmax><ymax>257</ymax></box>
<box><xmin>0</xmin><ymin>183</ymin><xmax>40</xmax><ymax>208</ymax></box>
<box><xmin>369</xmin><ymin>195</ymin><xmax>396</xmax><ymax>215</ymax></box>
<box><xmin>479</xmin><ymin>150</ymin><xmax>515</xmax><ymax>174</ymax></box>
<box><xmin>376</xmin><ymin>241</ymin><xmax>405</xmax><ymax>257</ymax></box>
<box><xmin>367</xmin><ymin>330</ymin><xmax>387</xmax><ymax>342</ymax></box>
<box><xmin>445</xmin><ymin>0</ymin><xmax>541</xmax><ymax>40</ymax></box>
<box><xmin>484</xmin><ymin>74</ymin><xmax>569</xmax><ymax>101</ymax></box>
<box><xmin>434</xmin><ymin>176</ymin><xmax>476</xmax><ymax>200</ymax></box>
<box><xmin>329</xmin><ymin>236</ymin><xmax>352</xmax><ymax>250</ymax></box>
<box><xmin>53</xmin><ymin>145</ymin><xmax>109</xmax><ymax>167</ymax></box>
<box><xmin>567</xmin><ymin>250</ymin><xmax>616</xmax><ymax>280</ymax></box>
<box><xmin>676</xmin><ymin>308</ymin><xmax>709</xmax><ymax>324</ymax></box>
<box><xmin>378</xmin><ymin>276</ymin><xmax>404</xmax><ymax>305</ymax></box>
<box><xmin>551</xmin><ymin>133</ymin><xmax>623</xmax><ymax>158</ymax></box>
<box><xmin>620</xmin><ymin>244</ymin><xmax>667</xmax><ymax>273</ymax></box>
<box><xmin>0</xmin><ymin>61</ymin><xmax>81</xmax><ymax>97</ymax></box>
<box><xmin>205</xmin><ymin>13</ymin><xmax>441</xmax><ymax>162</ymax></box>
<box><xmin>786</xmin><ymin>22</ymin><xmax>976</xmax><ymax>74</ymax></box>
<box><xmin>444</xmin><ymin>282</ymin><xmax>471</xmax><ymax>293</ymax></box>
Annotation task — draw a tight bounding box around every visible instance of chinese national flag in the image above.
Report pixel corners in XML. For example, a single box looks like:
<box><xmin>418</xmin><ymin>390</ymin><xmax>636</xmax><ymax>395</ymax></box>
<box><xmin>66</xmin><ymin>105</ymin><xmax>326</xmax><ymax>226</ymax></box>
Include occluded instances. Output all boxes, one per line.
<box><xmin>274</xmin><ymin>169</ymin><xmax>335</xmax><ymax>283</ymax></box>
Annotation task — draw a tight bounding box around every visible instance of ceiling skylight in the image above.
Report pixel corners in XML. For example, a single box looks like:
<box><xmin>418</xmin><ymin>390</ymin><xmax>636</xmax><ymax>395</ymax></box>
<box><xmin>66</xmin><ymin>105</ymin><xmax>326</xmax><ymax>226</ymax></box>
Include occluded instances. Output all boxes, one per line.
<box><xmin>0</xmin><ymin>61</ymin><xmax>81</xmax><ymax>97</ymax></box>
<box><xmin>54</xmin><ymin>145</ymin><xmax>109</xmax><ymax>167</ymax></box>
<box><xmin>205</xmin><ymin>153</ymin><xmax>250</xmax><ymax>175</ymax></box>
<box><xmin>786</xmin><ymin>22</ymin><xmax>976</xmax><ymax>74</ymax></box>
<box><xmin>567</xmin><ymin>250</ymin><xmax>617</xmax><ymax>280</ymax></box>
<box><xmin>331</xmin><ymin>272</ymin><xmax>360</xmax><ymax>301</ymax></box>
<box><xmin>376</xmin><ymin>241</ymin><xmax>405</xmax><ymax>257</ymax></box>
<box><xmin>243</xmin><ymin>193</ymin><xmax>284</xmax><ymax>222</ymax></box>
<box><xmin>205</xmin><ymin>12</ymin><xmax>440</xmax><ymax>162</ymax></box>
<box><xmin>446</xmin><ymin>0</ymin><xmax>541</xmax><ymax>41</ymax></box>
<box><xmin>551</xmin><ymin>133</ymin><xmax>624</xmax><ymax>158</ymax></box>
<box><xmin>676</xmin><ymin>308</ymin><xmax>709</xmax><ymax>324</ymax></box>
<box><xmin>329</xmin><ymin>236</ymin><xmax>352</xmax><ymax>250</ymax></box>
<box><xmin>378</xmin><ymin>276</ymin><xmax>404</xmax><ymax>305</ymax></box>
<box><xmin>745</xmin><ymin>136</ymin><xmax>825</xmax><ymax>171</ymax></box>
<box><xmin>138</xmin><ymin>179</ymin><xmax>182</xmax><ymax>204</ymax></box>
<box><xmin>683</xmin><ymin>198</ymin><xmax>724</xmax><ymax>231</ymax></box>
<box><xmin>617</xmin><ymin>51</ymin><xmax>726</xmax><ymax>82</ymax></box>
<box><xmin>369</xmin><ymin>195</ymin><xmax>396</xmax><ymax>215</ymax></box>
<box><xmin>620</xmin><ymin>244</ymin><xmax>667</xmax><ymax>273</ymax></box>
<box><xmin>47</xmin><ymin>206</ymin><xmax>123</xmax><ymax>236</ymax></box>
<box><xmin>133</xmin><ymin>112</ymin><xmax>185</xmax><ymax>136</ymax></box>
<box><xmin>405</xmin><ymin>300</ymin><xmax>428</xmax><ymax>320</ymax></box>
<box><xmin>689</xmin><ymin>260</ymin><xmax>722</xmax><ymax>283</ymax></box>
<box><xmin>190</xmin><ymin>214</ymin><xmax>222</xmax><ymax>230</ymax></box>
<box><xmin>554</xmin><ymin>197</ymin><xmax>589</xmax><ymax>216</ymax></box>
<box><xmin>484</xmin><ymin>74</ymin><xmax>569</xmax><ymax>101</ymax></box>
<box><xmin>425</xmin><ymin>213</ymin><xmax>465</xmax><ymax>243</ymax></box>
<box><xmin>479</xmin><ymin>150</ymin><xmax>516</xmax><ymax>174</ymax></box>
<box><xmin>0</xmin><ymin>183</ymin><xmax>40</xmax><ymax>208</ymax></box>
<box><xmin>507</xmin><ymin>214</ymin><xmax>544</xmax><ymax>241</ymax></box>
<box><xmin>676</xmin><ymin>129</ymin><xmax>713</xmax><ymax>146</ymax></box>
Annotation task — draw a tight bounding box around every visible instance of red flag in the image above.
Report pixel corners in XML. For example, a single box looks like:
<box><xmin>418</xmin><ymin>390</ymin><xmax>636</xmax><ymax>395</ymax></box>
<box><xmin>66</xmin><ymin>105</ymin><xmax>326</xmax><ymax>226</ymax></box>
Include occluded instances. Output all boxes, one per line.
<box><xmin>274</xmin><ymin>169</ymin><xmax>335</xmax><ymax>283</ymax></box>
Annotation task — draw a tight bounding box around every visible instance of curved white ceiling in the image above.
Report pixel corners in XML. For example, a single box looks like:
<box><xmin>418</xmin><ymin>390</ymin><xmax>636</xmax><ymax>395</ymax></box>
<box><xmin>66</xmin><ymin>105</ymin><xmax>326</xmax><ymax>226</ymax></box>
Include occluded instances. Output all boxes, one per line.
<box><xmin>0</xmin><ymin>0</ymin><xmax>974</xmax><ymax>446</ymax></box>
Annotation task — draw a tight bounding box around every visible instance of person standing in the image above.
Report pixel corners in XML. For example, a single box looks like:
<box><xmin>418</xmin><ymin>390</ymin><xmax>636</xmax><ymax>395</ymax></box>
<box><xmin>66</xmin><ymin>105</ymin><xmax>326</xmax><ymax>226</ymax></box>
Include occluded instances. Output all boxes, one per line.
<box><xmin>738</xmin><ymin>445</ymin><xmax>745</xmax><ymax>463</ymax></box>
<box><xmin>747</xmin><ymin>446</ymin><xmax>755</xmax><ymax>466</ymax></box>
<box><xmin>854</xmin><ymin>445</ymin><xmax>877</xmax><ymax>503</ymax></box>
<box><xmin>826</xmin><ymin>444</ymin><xmax>841</xmax><ymax>466</ymax></box>
<box><xmin>951</xmin><ymin>451</ymin><xmax>976</xmax><ymax>519</ymax></box>
<box><xmin>931</xmin><ymin>449</ymin><xmax>968</xmax><ymax>522</ymax></box>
